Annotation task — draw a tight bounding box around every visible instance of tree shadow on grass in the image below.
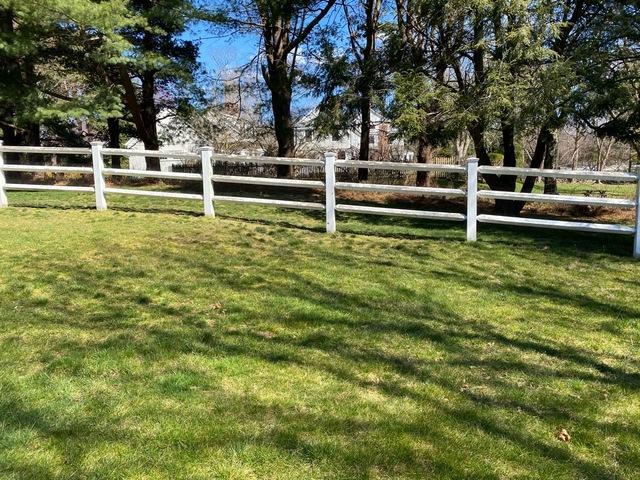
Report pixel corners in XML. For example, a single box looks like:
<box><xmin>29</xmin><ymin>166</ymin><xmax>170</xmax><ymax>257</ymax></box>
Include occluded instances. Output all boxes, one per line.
<box><xmin>2</xmin><ymin>278</ymin><xmax>638</xmax><ymax>476</ymax></box>
<box><xmin>0</xmin><ymin>210</ymin><xmax>639</xmax><ymax>478</ymax></box>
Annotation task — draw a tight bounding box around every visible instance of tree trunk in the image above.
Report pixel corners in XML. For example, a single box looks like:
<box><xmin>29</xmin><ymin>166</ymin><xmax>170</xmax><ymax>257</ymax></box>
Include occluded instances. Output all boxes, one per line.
<box><xmin>358</xmin><ymin>95</ymin><xmax>371</xmax><ymax>181</ymax></box>
<box><xmin>1</xmin><ymin>123</ymin><xmax>19</xmax><ymax>166</ymax></box>
<box><xmin>140</xmin><ymin>69</ymin><xmax>160</xmax><ymax>171</ymax></box>
<box><xmin>543</xmin><ymin>131</ymin><xmax>558</xmax><ymax>194</ymax></box>
<box><xmin>264</xmin><ymin>56</ymin><xmax>295</xmax><ymax>177</ymax></box>
<box><xmin>454</xmin><ymin>132</ymin><xmax>471</xmax><ymax>163</ymax></box>
<box><xmin>271</xmin><ymin>77</ymin><xmax>295</xmax><ymax>177</ymax></box>
<box><xmin>416</xmin><ymin>137</ymin><xmax>432</xmax><ymax>187</ymax></box>
<box><xmin>107</xmin><ymin>117</ymin><xmax>121</xmax><ymax>169</ymax></box>
<box><xmin>491</xmin><ymin>120</ymin><xmax>519</xmax><ymax>213</ymax></box>
<box><xmin>509</xmin><ymin>126</ymin><xmax>554</xmax><ymax>213</ymax></box>
<box><xmin>354</xmin><ymin>0</ymin><xmax>380</xmax><ymax>182</ymax></box>
<box><xmin>142</xmin><ymin>137</ymin><xmax>160</xmax><ymax>171</ymax></box>
<box><xmin>468</xmin><ymin>123</ymin><xmax>502</xmax><ymax>191</ymax></box>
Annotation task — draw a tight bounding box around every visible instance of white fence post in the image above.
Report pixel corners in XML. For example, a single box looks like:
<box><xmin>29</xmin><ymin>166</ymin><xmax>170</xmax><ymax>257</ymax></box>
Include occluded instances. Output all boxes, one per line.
<box><xmin>91</xmin><ymin>141</ymin><xmax>107</xmax><ymax>211</ymax></box>
<box><xmin>201</xmin><ymin>147</ymin><xmax>215</xmax><ymax>217</ymax></box>
<box><xmin>634</xmin><ymin>165</ymin><xmax>640</xmax><ymax>258</ymax></box>
<box><xmin>0</xmin><ymin>141</ymin><xmax>7</xmax><ymax>208</ymax></box>
<box><xmin>466</xmin><ymin>157</ymin><xmax>479</xmax><ymax>241</ymax></box>
<box><xmin>324</xmin><ymin>152</ymin><xmax>336</xmax><ymax>233</ymax></box>
<box><xmin>324</xmin><ymin>152</ymin><xmax>337</xmax><ymax>233</ymax></box>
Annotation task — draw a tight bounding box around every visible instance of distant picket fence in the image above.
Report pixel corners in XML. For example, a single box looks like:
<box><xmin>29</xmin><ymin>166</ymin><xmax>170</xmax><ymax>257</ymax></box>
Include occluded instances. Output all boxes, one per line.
<box><xmin>1</xmin><ymin>141</ymin><xmax>639</xmax><ymax>258</ymax></box>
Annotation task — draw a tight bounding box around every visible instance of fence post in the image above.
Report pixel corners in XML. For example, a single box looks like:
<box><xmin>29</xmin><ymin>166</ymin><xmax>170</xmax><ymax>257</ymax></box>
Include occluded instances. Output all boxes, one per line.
<box><xmin>0</xmin><ymin>141</ymin><xmax>7</xmax><ymax>208</ymax></box>
<box><xmin>324</xmin><ymin>152</ymin><xmax>336</xmax><ymax>233</ymax></box>
<box><xmin>201</xmin><ymin>147</ymin><xmax>215</xmax><ymax>217</ymax></box>
<box><xmin>634</xmin><ymin>165</ymin><xmax>640</xmax><ymax>258</ymax></box>
<box><xmin>91</xmin><ymin>141</ymin><xmax>107</xmax><ymax>211</ymax></box>
<box><xmin>466</xmin><ymin>157</ymin><xmax>479</xmax><ymax>242</ymax></box>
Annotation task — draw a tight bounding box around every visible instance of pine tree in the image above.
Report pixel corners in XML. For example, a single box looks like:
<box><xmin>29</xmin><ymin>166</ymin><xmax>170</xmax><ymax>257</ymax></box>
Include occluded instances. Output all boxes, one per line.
<box><xmin>0</xmin><ymin>0</ymin><xmax>132</xmax><ymax>149</ymax></box>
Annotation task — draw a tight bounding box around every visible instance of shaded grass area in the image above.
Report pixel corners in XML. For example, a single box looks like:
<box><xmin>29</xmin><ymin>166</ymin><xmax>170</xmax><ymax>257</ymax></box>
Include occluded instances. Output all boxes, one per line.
<box><xmin>0</xmin><ymin>191</ymin><xmax>639</xmax><ymax>479</ymax></box>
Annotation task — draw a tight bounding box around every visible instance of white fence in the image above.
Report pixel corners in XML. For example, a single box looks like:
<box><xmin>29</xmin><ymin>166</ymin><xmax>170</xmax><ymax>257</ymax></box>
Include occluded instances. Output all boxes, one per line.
<box><xmin>1</xmin><ymin>141</ymin><xmax>639</xmax><ymax>257</ymax></box>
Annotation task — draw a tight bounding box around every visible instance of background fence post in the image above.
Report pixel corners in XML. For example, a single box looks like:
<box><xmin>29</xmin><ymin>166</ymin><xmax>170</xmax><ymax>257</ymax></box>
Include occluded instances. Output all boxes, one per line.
<box><xmin>0</xmin><ymin>141</ymin><xmax>7</xmax><ymax>208</ymax></box>
<box><xmin>201</xmin><ymin>147</ymin><xmax>215</xmax><ymax>217</ymax></box>
<box><xmin>324</xmin><ymin>152</ymin><xmax>336</xmax><ymax>233</ymax></box>
<box><xmin>466</xmin><ymin>157</ymin><xmax>479</xmax><ymax>241</ymax></box>
<box><xmin>634</xmin><ymin>165</ymin><xmax>640</xmax><ymax>258</ymax></box>
<box><xmin>91</xmin><ymin>141</ymin><xmax>107</xmax><ymax>211</ymax></box>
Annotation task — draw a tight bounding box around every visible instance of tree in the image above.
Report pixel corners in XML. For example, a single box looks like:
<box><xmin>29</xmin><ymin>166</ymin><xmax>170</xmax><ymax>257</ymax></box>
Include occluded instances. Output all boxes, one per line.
<box><xmin>387</xmin><ymin>0</ymin><xmax>624</xmax><ymax>212</ymax></box>
<box><xmin>388</xmin><ymin>0</ymin><xmax>469</xmax><ymax>186</ymax></box>
<box><xmin>310</xmin><ymin>0</ymin><xmax>386</xmax><ymax>180</ymax></box>
<box><xmin>0</xmin><ymin>0</ymin><xmax>131</xmax><ymax>152</ymax></box>
<box><xmin>388</xmin><ymin>72</ymin><xmax>460</xmax><ymax>186</ymax></box>
<box><xmin>574</xmin><ymin>1</ymin><xmax>640</xmax><ymax>163</ymax></box>
<box><xmin>205</xmin><ymin>0</ymin><xmax>338</xmax><ymax>176</ymax></box>
<box><xmin>113</xmin><ymin>0</ymin><xmax>203</xmax><ymax>170</ymax></box>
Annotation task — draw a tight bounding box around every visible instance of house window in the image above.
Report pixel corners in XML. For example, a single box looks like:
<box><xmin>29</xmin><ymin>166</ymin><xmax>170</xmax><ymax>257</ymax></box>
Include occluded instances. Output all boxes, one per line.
<box><xmin>304</xmin><ymin>130</ymin><xmax>313</xmax><ymax>140</ymax></box>
<box><xmin>369</xmin><ymin>134</ymin><xmax>376</xmax><ymax>145</ymax></box>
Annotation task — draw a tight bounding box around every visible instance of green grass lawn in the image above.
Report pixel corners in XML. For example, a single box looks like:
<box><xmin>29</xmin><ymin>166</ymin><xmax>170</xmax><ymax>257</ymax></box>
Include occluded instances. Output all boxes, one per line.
<box><xmin>0</xmin><ymin>191</ymin><xmax>639</xmax><ymax>479</ymax></box>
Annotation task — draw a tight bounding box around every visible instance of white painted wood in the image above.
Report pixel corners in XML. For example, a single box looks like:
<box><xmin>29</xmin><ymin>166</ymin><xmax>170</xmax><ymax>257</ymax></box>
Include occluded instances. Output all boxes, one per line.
<box><xmin>336</xmin><ymin>204</ymin><xmax>466</xmax><ymax>221</ymax></box>
<box><xmin>0</xmin><ymin>145</ymin><xmax>91</xmax><ymax>155</ymax></box>
<box><xmin>4</xmin><ymin>184</ymin><xmax>94</xmax><ymax>193</ymax></box>
<box><xmin>215</xmin><ymin>195</ymin><xmax>325</xmax><ymax>211</ymax></box>
<box><xmin>478</xmin><ymin>165</ymin><xmax>636</xmax><ymax>182</ymax></box>
<box><xmin>335</xmin><ymin>160</ymin><xmax>466</xmax><ymax>173</ymax></box>
<box><xmin>466</xmin><ymin>157</ymin><xmax>479</xmax><ymax>241</ymax></box>
<box><xmin>477</xmin><ymin>214</ymin><xmax>635</xmax><ymax>235</ymax></box>
<box><xmin>105</xmin><ymin>187</ymin><xmax>203</xmax><ymax>200</ymax></box>
<box><xmin>477</xmin><ymin>190</ymin><xmax>636</xmax><ymax>208</ymax></box>
<box><xmin>201</xmin><ymin>147</ymin><xmax>215</xmax><ymax>217</ymax></box>
<box><xmin>324</xmin><ymin>152</ymin><xmax>337</xmax><ymax>232</ymax></box>
<box><xmin>212</xmin><ymin>175</ymin><xmax>324</xmax><ymax>188</ymax></box>
<box><xmin>335</xmin><ymin>182</ymin><xmax>466</xmax><ymax>197</ymax></box>
<box><xmin>0</xmin><ymin>164</ymin><xmax>93</xmax><ymax>174</ymax></box>
<box><xmin>91</xmin><ymin>142</ymin><xmax>107</xmax><ymax>211</ymax></box>
<box><xmin>0</xmin><ymin>141</ymin><xmax>7</xmax><ymax>207</ymax></box>
<box><xmin>103</xmin><ymin>168</ymin><xmax>202</xmax><ymax>180</ymax></box>
<box><xmin>634</xmin><ymin>166</ymin><xmax>640</xmax><ymax>258</ymax></box>
<box><xmin>102</xmin><ymin>148</ymin><xmax>199</xmax><ymax>160</ymax></box>
<box><xmin>212</xmin><ymin>153</ymin><xmax>324</xmax><ymax>167</ymax></box>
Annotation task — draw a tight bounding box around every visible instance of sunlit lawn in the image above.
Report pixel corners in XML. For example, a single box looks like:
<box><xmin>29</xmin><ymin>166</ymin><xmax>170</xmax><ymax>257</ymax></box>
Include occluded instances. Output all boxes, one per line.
<box><xmin>0</xmin><ymin>191</ymin><xmax>639</xmax><ymax>479</ymax></box>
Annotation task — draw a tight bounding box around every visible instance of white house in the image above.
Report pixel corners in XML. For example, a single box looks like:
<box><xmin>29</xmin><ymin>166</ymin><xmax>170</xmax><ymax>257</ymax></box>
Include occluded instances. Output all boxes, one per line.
<box><xmin>124</xmin><ymin>107</ymin><xmax>413</xmax><ymax>170</ymax></box>
<box><xmin>294</xmin><ymin>109</ymin><xmax>412</xmax><ymax>161</ymax></box>
<box><xmin>125</xmin><ymin>113</ymin><xmax>201</xmax><ymax>171</ymax></box>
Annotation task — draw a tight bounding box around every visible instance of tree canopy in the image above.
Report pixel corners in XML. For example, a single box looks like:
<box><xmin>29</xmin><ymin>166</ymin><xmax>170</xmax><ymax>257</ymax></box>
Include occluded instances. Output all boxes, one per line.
<box><xmin>0</xmin><ymin>0</ymin><xmax>637</xmax><ymax>188</ymax></box>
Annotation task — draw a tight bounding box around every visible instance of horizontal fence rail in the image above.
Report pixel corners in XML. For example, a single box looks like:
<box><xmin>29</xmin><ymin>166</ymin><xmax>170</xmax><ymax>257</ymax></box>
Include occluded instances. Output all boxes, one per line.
<box><xmin>0</xmin><ymin>146</ymin><xmax>91</xmax><ymax>155</ymax></box>
<box><xmin>477</xmin><ymin>190</ymin><xmax>636</xmax><ymax>208</ymax></box>
<box><xmin>212</xmin><ymin>153</ymin><xmax>324</xmax><ymax>167</ymax></box>
<box><xmin>1</xmin><ymin>165</ymin><xmax>93</xmax><ymax>174</ymax></box>
<box><xmin>336</xmin><ymin>159</ymin><xmax>467</xmax><ymax>173</ymax></box>
<box><xmin>477</xmin><ymin>215</ymin><xmax>636</xmax><ymax>235</ymax></box>
<box><xmin>103</xmin><ymin>168</ymin><xmax>203</xmax><ymax>181</ymax></box>
<box><xmin>4</xmin><ymin>184</ymin><xmax>94</xmax><ymax>193</ymax></box>
<box><xmin>102</xmin><ymin>148</ymin><xmax>199</xmax><ymax>160</ymax></box>
<box><xmin>335</xmin><ymin>182</ymin><xmax>466</xmax><ymax>197</ymax></box>
<box><xmin>478</xmin><ymin>165</ymin><xmax>636</xmax><ymax>182</ymax></box>
<box><xmin>0</xmin><ymin>141</ymin><xmax>639</xmax><ymax>257</ymax></box>
<box><xmin>212</xmin><ymin>175</ymin><xmax>324</xmax><ymax>189</ymax></box>
<box><xmin>335</xmin><ymin>204</ymin><xmax>466</xmax><ymax>221</ymax></box>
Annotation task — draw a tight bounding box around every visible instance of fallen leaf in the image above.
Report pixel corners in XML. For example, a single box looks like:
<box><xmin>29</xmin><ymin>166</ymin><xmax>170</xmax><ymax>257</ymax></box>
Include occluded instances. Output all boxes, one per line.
<box><xmin>556</xmin><ymin>428</ymin><xmax>571</xmax><ymax>442</ymax></box>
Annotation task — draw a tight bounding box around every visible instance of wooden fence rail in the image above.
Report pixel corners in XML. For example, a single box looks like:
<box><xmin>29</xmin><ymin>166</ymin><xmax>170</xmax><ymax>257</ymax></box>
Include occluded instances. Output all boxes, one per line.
<box><xmin>1</xmin><ymin>141</ymin><xmax>639</xmax><ymax>257</ymax></box>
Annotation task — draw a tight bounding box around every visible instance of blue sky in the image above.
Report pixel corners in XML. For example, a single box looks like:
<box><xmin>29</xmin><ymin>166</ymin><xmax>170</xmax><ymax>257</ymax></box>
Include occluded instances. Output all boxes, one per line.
<box><xmin>186</xmin><ymin>24</ymin><xmax>258</xmax><ymax>80</ymax></box>
<box><xmin>184</xmin><ymin>20</ymin><xmax>323</xmax><ymax>111</ymax></box>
